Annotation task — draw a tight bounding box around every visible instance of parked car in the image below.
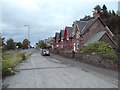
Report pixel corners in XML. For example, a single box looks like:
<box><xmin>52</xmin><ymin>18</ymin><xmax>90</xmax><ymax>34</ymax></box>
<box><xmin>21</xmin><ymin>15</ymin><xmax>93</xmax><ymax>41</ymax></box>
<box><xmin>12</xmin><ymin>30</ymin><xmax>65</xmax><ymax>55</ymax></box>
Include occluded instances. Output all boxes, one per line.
<box><xmin>41</xmin><ymin>47</ymin><xmax>50</xmax><ymax>56</ymax></box>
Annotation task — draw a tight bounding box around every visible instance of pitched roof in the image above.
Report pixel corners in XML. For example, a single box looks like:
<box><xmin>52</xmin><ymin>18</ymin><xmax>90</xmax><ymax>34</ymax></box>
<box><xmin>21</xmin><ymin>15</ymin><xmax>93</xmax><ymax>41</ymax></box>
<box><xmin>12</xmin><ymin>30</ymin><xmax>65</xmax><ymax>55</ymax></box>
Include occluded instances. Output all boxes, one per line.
<box><xmin>80</xmin><ymin>17</ymin><xmax>106</xmax><ymax>35</ymax></box>
<box><xmin>76</xmin><ymin>21</ymin><xmax>87</xmax><ymax>32</ymax></box>
<box><xmin>66</xmin><ymin>27</ymin><xmax>73</xmax><ymax>38</ymax></box>
<box><xmin>59</xmin><ymin>30</ymin><xmax>64</xmax><ymax>38</ymax></box>
<box><xmin>55</xmin><ymin>32</ymin><xmax>60</xmax><ymax>40</ymax></box>
<box><xmin>84</xmin><ymin>31</ymin><xmax>106</xmax><ymax>46</ymax></box>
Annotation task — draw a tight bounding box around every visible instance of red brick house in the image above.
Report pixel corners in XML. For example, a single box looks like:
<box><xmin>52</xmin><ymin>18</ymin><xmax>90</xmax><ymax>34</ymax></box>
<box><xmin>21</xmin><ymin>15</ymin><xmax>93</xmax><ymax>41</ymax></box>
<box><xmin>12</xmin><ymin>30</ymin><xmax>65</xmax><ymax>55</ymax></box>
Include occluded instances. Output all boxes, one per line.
<box><xmin>63</xmin><ymin>26</ymin><xmax>73</xmax><ymax>49</ymax></box>
<box><xmin>72</xmin><ymin>16</ymin><xmax>117</xmax><ymax>51</ymax></box>
<box><xmin>72</xmin><ymin>20</ymin><xmax>88</xmax><ymax>51</ymax></box>
<box><xmin>58</xmin><ymin>30</ymin><xmax>64</xmax><ymax>49</ymax></box>
<box><xmin>54</xmin><ymin>32</ymin><xmax>60</xmax><ymax>49</ymax></box>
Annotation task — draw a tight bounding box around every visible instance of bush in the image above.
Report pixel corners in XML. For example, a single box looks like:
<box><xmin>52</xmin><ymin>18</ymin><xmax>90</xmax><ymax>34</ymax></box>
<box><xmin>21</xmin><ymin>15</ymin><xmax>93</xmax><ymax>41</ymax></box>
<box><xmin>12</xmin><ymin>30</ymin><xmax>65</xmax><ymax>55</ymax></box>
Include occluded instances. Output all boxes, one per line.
<box><xmin>81</xmin><ymin>41</ymin><xmax>118</xmax><ymax>60</ymax></box>
<box><xmin>100</xmin><ymin>51</ymin><xmax>118</xmax><ymax>60</ymax></box>
<box><xmin>81</xmin><ymin>41</ymin><xmax>113</xmax><ymax>53</ymax></box>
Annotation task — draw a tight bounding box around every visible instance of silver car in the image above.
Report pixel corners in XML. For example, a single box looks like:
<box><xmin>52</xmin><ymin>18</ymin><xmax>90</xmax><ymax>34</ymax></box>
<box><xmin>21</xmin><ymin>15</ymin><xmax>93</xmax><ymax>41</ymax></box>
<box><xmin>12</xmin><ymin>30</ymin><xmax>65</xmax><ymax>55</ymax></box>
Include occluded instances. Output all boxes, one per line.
<box><xmin>41</xmin><ymin>47</ymin><xmax>50</xmax><ymax>56</ymax></box>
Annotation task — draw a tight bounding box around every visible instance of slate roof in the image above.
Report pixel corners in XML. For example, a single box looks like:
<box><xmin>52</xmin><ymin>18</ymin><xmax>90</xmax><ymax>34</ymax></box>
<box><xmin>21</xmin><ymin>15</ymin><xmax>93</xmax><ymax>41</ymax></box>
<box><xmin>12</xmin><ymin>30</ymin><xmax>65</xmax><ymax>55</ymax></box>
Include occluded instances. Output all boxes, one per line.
<box><xmin>84</xmin><ymin>31</ymin><xmax>106</xmax><ymax>46</ymax></box>
<box><xmin>80</xmin><ymin>17</ymin><xmax>106</xmax><ymax>35</ymax></box>
<box><xmin>66</xmin><ymin>27</ymin><xmax>73</xmax><ymax>38</ymax></box>
<box><xmin>78</xmin><ymin>17</ymin><xmax>114</xmax><ymax>37</ymax></box>
<box><xmin>55</xmin><ymin>32</ymin><xmax>60</xmax><ymax>40</ymax></box>
<box><xmin>59</xmin><ymin>30</ymin><xmax>64</xmax><ymax>39</ymax></box>
<box><xmin>76</xmin><ymin>21</ymin><xmax>87</xmax><ymax>32</ymax></box>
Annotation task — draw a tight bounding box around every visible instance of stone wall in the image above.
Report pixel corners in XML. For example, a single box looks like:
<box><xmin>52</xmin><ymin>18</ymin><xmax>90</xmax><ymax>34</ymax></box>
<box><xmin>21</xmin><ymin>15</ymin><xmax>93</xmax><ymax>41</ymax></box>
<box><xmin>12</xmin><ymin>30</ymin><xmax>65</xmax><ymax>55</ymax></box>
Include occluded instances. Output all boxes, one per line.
<box><xmin>50</xmin><ymin>49</ymin><xmax>118</xmax><ymax>70</ymax></box>
<box><xmin>75</xmin><ymin>52</ymin><xmax>118</xmax><ymax>70</ymax></box>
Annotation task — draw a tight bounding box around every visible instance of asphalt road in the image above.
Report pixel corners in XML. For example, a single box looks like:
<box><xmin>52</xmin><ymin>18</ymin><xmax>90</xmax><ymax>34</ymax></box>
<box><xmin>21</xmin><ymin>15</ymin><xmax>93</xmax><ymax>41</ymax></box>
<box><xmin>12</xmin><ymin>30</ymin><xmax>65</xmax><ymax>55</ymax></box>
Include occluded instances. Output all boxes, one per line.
<box><xmin>2</xmin><ymin>49</ymin><xmax>118</xmax><ymax>88</ymax></box>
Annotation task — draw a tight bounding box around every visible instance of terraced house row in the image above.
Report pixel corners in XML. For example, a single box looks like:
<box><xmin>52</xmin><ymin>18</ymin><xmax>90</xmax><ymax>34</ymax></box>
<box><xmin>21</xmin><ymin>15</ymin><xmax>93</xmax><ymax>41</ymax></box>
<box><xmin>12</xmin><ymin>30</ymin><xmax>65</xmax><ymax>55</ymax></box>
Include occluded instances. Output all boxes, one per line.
<box><xmin>51</xmin><ymin>12</ymin><xmax>117</xmax><ymax>52</ymax></box>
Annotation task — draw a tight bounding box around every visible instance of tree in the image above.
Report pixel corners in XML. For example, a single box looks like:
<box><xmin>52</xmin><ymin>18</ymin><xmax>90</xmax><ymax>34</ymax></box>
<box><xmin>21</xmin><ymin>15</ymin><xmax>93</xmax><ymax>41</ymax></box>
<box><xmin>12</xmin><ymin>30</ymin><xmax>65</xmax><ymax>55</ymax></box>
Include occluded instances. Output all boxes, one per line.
<box><xmin>112</xmin><ymin>10</ymin><xmax>116</xmax><ymax>16</ymax></box>
<box><xmin>0</xmin><ymin>36</ymin><xmax>6</xmax><ymax>50</ymax></box>
<box><xmin>100</xmin><ymin>4</ymin><xmax>109</xmax><ymax>19</ymax></box>
<box><xmin>94</xmin><ymin>5</ymin><xmax>101</xmax><ymax>13</ymax></box>
<box><xmin>80</xmin><ymin>15</ymin><xmax>92</xmax><ymax>21</ymax></box>
<box><xmin>16</xmin><ymin>42</ymin><xmax>23</xmax><ymax>49</ymax></box>
<box><xmin>109</xmin><ymin>10</ymin><xmax>112</xmax><ymax>14</ymax></box>
<box><xmin>22</xmin><ymin>39</ymin><xmax>30</xmax><ymax>49</ymax></box>
<box><xmin>6</xmin><ymin>38</ymin><xmax>15</xmax><ymax>50</ymax></box>
<box><xmin>102</xmin><ymin>4</ymin><xmax>108</xmax><ymax>14</ymax></box>
<box><xmin>36</xmin><ymin>40</ymin><xmax>47</xmax><ymax>48</ymax></box>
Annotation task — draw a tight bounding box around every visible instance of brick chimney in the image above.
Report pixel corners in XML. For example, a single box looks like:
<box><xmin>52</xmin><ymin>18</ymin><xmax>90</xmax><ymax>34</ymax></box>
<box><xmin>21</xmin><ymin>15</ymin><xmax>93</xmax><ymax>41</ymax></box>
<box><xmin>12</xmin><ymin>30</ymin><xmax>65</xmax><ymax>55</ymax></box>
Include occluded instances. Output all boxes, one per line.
<box><xmin>93</xmin><ymin>11</ymin><xmax>100</xmax><ymax>18</ymax></box>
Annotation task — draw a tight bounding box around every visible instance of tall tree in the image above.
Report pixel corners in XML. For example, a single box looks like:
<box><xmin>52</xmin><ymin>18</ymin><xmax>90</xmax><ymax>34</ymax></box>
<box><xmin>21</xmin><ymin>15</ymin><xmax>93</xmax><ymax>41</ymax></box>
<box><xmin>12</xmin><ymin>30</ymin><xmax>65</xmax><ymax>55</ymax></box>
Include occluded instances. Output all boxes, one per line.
<box><xmin>112</xmin><ymin>10</ymin><xmax>116</xmax><ymax>15</ymax></box>
<box><xmin>0</xmin><ymin>36</ymin><xmax>6</xmax><ymax>50</ymax></box>
<box><xmin>16</xmin><ymin>42</ymin><xmax>23</xmax><ymax>49</ymax></box>
<box><xmin>102</xmin><ymin>4</ymin><xmax>108</xmax><ymax>14</ymax></box>
<box><xmin>22</xmin><ymin>39</ymin><xmax>30</xmax><ymax>49</ymax></box>
<box><xmin>100</xmin><ymin>4</ymin><xmax>109</xmax><ymax>19</ymax></box>
<box><xmin>109</xmin><ymin>10</ymin><xmax>112</xmax><ymax>14</ymax></box>
<box><xmin>36</xmin><ymin>40</ymin><xmax>47</xmax><ymax>48</ymax></box>
<box><xmin>6</xmin><ymin>38</ymin><xmax>15</xmax><ymax>50</ymax></box>
<box><xmin>94</xmin><ymin>5</ymin><xmax>101</xmax><ymax>13</ymax></box>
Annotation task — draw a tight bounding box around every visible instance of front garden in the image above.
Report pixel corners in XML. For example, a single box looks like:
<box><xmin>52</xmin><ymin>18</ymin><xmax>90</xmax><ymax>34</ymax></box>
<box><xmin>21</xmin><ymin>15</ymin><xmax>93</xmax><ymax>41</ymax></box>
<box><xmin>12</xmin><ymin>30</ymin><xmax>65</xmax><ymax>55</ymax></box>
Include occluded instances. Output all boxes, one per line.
<box><xmin>81</xmin><ymin>41</ymin><xmax>118</xmax><ymax>60</ymax></box>
<box><xmin>51</xmin><ymin>41</ymin><xmax>119</xmax><ymax>70</ymax></box>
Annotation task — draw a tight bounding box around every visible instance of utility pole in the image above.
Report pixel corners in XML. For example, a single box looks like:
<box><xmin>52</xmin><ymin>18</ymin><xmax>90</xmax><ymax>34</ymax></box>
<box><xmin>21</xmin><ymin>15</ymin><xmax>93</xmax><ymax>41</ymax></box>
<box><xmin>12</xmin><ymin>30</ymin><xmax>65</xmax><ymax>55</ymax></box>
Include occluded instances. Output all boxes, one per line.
<box><xmin>24</xmin><ymin>25</ymin><xmax>30</xmax><ymax>49</ymax></box>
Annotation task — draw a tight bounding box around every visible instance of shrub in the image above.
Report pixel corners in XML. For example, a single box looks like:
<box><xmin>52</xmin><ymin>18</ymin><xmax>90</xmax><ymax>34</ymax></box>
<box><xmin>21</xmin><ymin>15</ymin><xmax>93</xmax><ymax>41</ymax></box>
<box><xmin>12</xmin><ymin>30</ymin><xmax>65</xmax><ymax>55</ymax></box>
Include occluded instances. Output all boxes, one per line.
<box><xmin>81</xmin><ymin>41</ymin><xmax>118</xmax><ymax>60</ymax></box>
<box><xmin>81</xmin><ymin>41</ymin><xmax>114</xmax><ymax>53</ymax></box>
<box><xmin>100</xmin><ymin>51</ymin><xmax>118</xmax><ymax>60</ymax></box>
<box><xmin>97</xmin><ymin>42</ymin><xmax>113</xmax><ymax>53</ymax></box>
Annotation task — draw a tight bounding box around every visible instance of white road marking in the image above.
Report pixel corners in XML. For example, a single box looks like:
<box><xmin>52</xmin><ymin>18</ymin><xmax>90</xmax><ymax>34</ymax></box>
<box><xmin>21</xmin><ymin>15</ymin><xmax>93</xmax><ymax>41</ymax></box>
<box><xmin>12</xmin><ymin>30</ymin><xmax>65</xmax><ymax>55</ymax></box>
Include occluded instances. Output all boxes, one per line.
<box><xmin>51</xmin><ymin>59</ymin><xmax>60</xmax><ymax>63</ymax></box>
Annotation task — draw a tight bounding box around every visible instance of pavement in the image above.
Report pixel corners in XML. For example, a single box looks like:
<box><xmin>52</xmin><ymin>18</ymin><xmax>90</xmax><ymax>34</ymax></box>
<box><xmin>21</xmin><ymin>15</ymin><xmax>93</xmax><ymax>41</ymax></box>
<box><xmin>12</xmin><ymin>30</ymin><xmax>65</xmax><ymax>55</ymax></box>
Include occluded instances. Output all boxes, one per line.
<box><xmin>2</xmin><ymin>49</ymin><xmax>118</xmax><ymax>88</ymax></box>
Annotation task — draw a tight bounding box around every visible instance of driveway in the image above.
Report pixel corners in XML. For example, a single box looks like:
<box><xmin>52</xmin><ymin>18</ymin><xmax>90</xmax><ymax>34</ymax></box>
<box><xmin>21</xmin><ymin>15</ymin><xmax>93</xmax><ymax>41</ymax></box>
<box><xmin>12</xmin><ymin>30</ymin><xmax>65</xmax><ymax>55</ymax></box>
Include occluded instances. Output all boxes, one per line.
<box><xmin>2</xmin><ymin>49</ymin><xmax>118</xmax><ymax>88</ymax></box>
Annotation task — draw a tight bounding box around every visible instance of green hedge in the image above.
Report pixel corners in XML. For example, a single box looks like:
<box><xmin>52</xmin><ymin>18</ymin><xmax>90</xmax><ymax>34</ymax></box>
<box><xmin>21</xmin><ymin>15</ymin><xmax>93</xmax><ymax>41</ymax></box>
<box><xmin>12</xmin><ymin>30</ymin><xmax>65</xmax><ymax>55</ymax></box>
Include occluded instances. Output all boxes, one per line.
<box><xmin>81</xmin><ymin>41</ymin><xmax>118</xmax><ymax>60</ymax></box>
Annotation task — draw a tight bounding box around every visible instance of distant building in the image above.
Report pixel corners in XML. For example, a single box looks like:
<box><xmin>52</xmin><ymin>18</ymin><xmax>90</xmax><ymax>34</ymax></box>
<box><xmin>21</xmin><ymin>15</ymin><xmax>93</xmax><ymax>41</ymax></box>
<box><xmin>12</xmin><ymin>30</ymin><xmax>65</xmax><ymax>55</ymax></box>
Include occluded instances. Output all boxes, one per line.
<box><xmin>54</xmin><ymin>32</ymin><xmax>60</xmax><ymax>48</ymax></box>
<box><xmin>44</xmin><ymin>37</ymin><xmax>54</xmax><ymax>48</ymax></box>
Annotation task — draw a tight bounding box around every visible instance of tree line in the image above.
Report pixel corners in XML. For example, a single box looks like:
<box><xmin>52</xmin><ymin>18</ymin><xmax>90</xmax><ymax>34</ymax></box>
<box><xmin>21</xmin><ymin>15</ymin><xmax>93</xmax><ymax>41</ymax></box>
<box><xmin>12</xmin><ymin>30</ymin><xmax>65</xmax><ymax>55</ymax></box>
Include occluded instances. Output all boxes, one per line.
<box><xmin>80</xmin><ymin>4</ymin><xmax>117</xmax><ymax>21</ymax></box>
<box><xmin>36</xmin><ymin>40</ymin><xmax>47</xmax><ymax>49</ymax></box>
<box><xmin>0</xmin><ymin>36</ymin><xmax>31</xmax><ymax>50</ymax></box>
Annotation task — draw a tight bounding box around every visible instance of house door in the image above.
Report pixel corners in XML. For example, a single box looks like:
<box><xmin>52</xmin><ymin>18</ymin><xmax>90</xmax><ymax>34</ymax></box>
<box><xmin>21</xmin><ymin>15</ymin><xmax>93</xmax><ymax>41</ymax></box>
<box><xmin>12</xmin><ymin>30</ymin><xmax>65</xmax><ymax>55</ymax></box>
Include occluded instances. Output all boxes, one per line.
<box><xmin>73</xmin><ymin>42</ymin><xmax>79</xmax><ymax>52</ymax></box>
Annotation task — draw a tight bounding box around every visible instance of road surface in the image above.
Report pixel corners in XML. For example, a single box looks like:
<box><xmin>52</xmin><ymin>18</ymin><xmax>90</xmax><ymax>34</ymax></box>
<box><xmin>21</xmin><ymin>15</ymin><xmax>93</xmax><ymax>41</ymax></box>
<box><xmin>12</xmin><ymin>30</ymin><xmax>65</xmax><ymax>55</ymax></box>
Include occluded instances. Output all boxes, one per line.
<box><xmin>2</xmin><ymin>49</ymin><xmax>118</xmax><ymax>88</ymax></box>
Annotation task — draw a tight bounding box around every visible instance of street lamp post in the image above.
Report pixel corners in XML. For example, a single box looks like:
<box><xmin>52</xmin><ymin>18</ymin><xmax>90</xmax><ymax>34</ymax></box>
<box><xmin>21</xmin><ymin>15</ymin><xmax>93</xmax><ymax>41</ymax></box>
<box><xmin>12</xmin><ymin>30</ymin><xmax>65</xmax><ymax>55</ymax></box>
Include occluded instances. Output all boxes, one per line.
<box><xmin>24</xmin><ymin>25</ymin><xmax>30</xmax><ymax>49</ymax></box>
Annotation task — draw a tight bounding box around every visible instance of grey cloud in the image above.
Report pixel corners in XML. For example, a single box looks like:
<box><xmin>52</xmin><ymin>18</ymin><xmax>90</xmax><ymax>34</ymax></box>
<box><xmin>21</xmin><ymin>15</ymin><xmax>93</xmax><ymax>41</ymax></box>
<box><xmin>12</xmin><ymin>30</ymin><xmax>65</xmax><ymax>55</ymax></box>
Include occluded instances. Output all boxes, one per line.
<box><xmin>2</xmin><ymin>0</ymin><xmax>118</xmax><ymax>45</ymax></box>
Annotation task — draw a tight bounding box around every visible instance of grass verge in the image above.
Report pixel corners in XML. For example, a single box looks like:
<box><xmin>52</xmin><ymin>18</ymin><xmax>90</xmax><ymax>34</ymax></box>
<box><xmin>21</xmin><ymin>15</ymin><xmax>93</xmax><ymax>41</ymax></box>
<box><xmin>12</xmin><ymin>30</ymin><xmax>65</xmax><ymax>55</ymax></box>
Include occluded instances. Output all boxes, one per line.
<box><xmin>2</xmin><ymin>53</ymin><xmax>31</xmax><ymax>77</ymax></box>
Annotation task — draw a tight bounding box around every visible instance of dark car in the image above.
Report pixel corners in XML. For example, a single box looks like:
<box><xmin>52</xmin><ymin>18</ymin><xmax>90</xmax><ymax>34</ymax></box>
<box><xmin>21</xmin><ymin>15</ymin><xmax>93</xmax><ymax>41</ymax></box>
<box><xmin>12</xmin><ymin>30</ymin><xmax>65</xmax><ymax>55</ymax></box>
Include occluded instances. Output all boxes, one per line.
<box><xmin>41</xmin><ymin>47</ymin><xmax>50</xmax><ymax>56</ymax></box>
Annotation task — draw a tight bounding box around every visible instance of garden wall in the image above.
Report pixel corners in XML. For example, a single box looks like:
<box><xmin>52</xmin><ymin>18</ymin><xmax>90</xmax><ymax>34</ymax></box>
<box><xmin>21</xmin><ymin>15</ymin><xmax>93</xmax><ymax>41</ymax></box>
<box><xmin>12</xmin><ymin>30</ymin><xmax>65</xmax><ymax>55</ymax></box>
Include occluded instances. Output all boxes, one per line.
<box><xmin>50</xmin><ymin>49</ymin><xmax>118</xmax><ymax>70</ymax></box>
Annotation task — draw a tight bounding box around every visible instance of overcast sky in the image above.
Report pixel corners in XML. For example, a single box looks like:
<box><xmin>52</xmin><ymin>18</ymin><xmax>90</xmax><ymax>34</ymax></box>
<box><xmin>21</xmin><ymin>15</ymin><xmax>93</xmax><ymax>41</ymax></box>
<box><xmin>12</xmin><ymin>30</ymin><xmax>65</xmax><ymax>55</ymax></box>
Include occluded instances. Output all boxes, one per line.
<box><xmin>1</xmin><ymin>0</ymin><xmax>119</xmax><ymax>45</ymax></box>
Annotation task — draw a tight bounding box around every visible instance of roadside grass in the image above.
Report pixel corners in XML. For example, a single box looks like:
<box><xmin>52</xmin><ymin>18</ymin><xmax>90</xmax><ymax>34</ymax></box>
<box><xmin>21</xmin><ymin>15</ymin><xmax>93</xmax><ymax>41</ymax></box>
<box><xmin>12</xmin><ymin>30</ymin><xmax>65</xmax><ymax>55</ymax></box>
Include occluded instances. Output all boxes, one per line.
<box><xmin>2</xmin><ymin>50</ymin><xmax>18</xmax><ymax>55</ymax></box>
<box><xmin>2</xmin><ymin>52</ymin><xmax>31</xmax><ymax>77</ymax></box>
